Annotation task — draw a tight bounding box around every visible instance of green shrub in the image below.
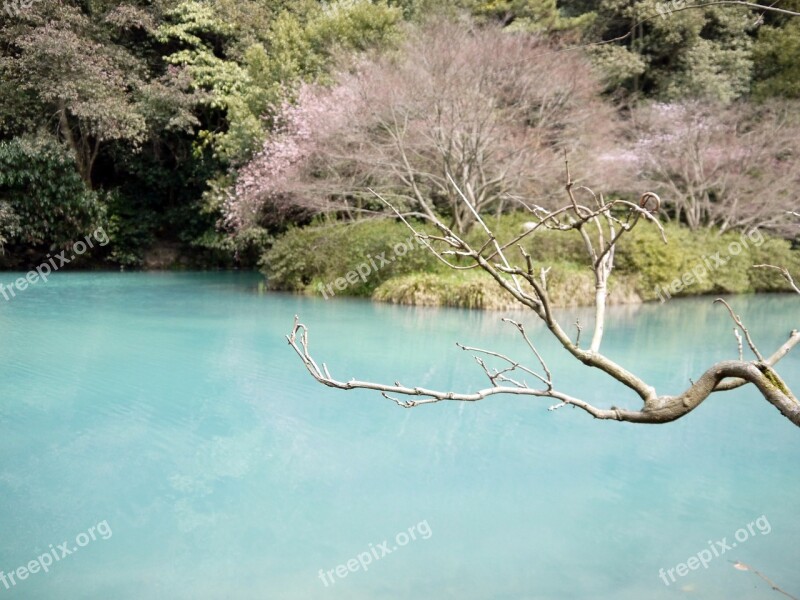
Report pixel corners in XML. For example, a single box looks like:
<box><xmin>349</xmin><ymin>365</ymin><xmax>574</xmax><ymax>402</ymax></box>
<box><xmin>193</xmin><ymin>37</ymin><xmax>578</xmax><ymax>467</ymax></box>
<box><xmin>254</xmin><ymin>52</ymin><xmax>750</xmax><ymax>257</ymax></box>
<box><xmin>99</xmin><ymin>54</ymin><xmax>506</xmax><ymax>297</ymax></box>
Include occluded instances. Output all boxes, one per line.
<box><xmin>749</xmin><ymin>237</ymin><xmax>800</xmax><ymax>292</ymax></box>
<box><xmin>308</xmin><ymin>0</ymin><xmax>404</xmax><ymax>55</ymax></box>
<box><xmin>263</xmin><ymin>212</ymin><xmax>800</xmax><ymax>306</ymax></box>
<box><xmin>261</xmin><ymin>218</ymin><xmax>441</xmax><ymax>296</ymax></box>
<box><xmin>616</xmin><ymin>224</ymin><xmax>760</xmax><ymax>300</ymax></box>
<box><xmin>373</xmin><ymin>270</ymin><xmax>519</xmax><ymax>309</ymax></box>
<box><xmin>0</xmin><ymin>134</ymin><xmax>105</xmax><ymax>264</ymax></box>
<box><xmin>465</xmin><ymin>212</ymin><xmax>588</xmax><ymax>264</ymax></box>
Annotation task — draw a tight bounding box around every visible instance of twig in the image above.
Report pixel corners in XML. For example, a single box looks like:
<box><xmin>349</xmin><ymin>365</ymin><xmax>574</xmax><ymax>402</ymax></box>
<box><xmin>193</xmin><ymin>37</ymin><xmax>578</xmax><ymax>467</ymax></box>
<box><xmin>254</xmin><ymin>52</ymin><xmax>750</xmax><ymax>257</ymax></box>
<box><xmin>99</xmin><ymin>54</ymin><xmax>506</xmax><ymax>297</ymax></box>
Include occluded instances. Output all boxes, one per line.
<box><xmin>714</xmin><ymin>330</ymin><xmax>800</xmax><ymax>392</ymax></box>
<box><xmin>734</xmin><ymin>329</ymin><xmax>743</xmax><ymax>361</ymax></box>
<box><xmin>754</xmin><ymin>264</ymin><xmax>800</xmax><ymax>295</ymax></box>
<box><xmin>502</xmin><ymin>318</ymin><xmax>552</xmax><ymax>387</ymax></box>
<box><xmin>730</xmin><ymin>561</ymin><xmax>799</xmax><ymax>600</ymax></box>
<box><xmin>714</xmin><ymin>298</ymin><xmax>764</xmax><ymax>362</ymax></box>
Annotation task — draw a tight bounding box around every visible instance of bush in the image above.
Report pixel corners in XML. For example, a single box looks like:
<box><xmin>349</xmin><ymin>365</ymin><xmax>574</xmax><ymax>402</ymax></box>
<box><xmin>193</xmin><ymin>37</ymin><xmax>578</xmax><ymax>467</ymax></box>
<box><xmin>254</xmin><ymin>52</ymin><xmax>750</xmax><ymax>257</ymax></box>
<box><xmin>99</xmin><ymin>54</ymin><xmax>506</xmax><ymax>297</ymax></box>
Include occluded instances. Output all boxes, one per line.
<box><xmin>464</xmin><ymin>212</ymin><xmax>588</xmax><ymax>264</ymax></box>
<box><xmin>615</xmin><ymin>224</ymin><xmax>765</xmax><ymax>300</ymax></box>
<box><xmin>749</xmin><ymin>236</ymin><xmax>800</xmax><ymax>292</ymax></box>
<box><xmin>263</xmin><ymin>212</ymin><xmax>800</xmax><ymax>306</ymax></box>
<box><xmin>0</xmin><ymin>134</ymin><xmax>105</xmax><ymax>265</ymax></box>
<box><xmin>261</xmin><ymin>218</ymin><xmax>441</xmax><ymax>296</ymax></box>
<box><xmin>373</xmin><ymin>270</ymin><xmax>518</xmax><ymax>309</ymax></box>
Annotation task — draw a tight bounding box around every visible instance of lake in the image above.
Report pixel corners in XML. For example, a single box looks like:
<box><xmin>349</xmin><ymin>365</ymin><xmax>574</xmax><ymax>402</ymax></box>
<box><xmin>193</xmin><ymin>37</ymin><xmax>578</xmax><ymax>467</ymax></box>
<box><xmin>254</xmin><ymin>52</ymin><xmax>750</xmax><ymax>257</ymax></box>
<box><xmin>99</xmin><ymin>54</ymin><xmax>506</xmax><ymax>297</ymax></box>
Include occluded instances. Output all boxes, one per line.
<box><xmin>0</xmin><ymin>272</ymin><xmax>798</xmax><ymax>599</ymax></box>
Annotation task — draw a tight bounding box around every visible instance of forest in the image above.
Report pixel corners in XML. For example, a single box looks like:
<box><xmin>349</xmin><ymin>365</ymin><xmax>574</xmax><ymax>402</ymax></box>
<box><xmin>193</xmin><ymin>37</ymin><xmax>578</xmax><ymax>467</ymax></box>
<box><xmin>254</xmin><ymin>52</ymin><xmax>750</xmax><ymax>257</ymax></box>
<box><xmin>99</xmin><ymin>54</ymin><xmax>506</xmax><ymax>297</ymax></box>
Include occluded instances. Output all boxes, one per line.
<box><xmin>1</xmin><ymin>0</ymin><xmax>799</xmax><ymax>305</ymax></box>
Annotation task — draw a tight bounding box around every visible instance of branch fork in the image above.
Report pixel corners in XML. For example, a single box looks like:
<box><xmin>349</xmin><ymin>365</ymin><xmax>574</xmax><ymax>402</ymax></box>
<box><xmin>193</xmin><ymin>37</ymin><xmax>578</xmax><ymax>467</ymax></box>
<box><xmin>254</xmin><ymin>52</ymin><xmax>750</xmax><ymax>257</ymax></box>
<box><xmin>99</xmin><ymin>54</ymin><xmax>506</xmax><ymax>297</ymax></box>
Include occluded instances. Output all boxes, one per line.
<box><xmin>287</xmin><ymin>180</ymin><xmax>800</xmax><ymax>427</ymax></box>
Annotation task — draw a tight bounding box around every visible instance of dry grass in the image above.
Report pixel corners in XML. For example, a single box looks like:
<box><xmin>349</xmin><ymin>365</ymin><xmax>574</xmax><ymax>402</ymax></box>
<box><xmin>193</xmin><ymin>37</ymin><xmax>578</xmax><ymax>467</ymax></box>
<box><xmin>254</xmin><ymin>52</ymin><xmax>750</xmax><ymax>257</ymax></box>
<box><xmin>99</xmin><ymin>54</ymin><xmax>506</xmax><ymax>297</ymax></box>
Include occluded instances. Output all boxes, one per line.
<box><xmin>373</xmin><ymin>264</ymin><xmax>641</xmax><ymax>310</ymax></box>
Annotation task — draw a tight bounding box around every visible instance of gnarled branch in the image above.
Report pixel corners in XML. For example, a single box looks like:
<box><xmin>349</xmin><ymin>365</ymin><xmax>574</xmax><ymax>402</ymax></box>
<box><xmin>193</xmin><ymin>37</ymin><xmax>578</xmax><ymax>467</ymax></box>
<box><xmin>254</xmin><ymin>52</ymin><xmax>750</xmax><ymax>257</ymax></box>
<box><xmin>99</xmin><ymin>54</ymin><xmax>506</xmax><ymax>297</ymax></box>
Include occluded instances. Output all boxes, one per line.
<box><xmin>288</xmin><ymin>178</ymin><xmax>800</xmax><ymax>427</ymax></box>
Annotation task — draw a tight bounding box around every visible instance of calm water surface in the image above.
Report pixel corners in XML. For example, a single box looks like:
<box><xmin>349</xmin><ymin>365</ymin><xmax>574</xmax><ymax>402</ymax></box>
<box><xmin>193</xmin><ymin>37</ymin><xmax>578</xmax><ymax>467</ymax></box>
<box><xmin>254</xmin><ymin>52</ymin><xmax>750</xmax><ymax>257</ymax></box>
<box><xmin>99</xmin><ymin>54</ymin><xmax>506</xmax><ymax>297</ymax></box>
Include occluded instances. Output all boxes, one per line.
<box><xmin>0</xmin><ymin>273</ymin><xmax>798</xmax><ymax>599</ymax></box>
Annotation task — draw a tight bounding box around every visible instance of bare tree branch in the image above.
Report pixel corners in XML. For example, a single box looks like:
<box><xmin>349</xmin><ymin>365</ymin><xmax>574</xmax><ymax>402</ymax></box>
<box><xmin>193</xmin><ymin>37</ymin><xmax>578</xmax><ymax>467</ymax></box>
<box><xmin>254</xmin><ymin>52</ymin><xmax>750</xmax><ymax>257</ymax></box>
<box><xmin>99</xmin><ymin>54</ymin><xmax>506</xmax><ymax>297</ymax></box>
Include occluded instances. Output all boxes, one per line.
<box><xmin>287</xmin><ymin>174</ymin><xmax>800</xmax><ymax>427</ymax></box>
<box><xmin>288</xmin><ymin>316</ymin><xmax>800</xmax><ymax>424</ymax></box>
<box><xmin>714</xmin><ymin>298</ymin><xmax>764</xmax><ymax>362</ymax></box>
<box><xmin>730</xmin><ymin>561</ymin><xmax>800</xmax><ymax>600</ymax></box>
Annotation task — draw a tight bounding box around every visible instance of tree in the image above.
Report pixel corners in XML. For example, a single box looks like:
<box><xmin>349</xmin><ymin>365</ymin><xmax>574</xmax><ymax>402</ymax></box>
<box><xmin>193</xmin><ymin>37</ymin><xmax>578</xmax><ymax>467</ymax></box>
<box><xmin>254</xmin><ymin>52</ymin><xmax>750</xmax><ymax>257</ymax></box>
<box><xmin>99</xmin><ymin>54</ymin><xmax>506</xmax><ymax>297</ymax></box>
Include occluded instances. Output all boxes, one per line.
<box><xmin>157</xmin><ymin>0</ymin><xmax>403</xmax><ymax>167</ymax></box>
<box><xmin>470</xmin><ymin>0</ymin><xmax>595</xmax><ymax>31</ymax></box>
<box><xmin>0</xmin><ymin>1</ymin><xmax>151</xmax><ymax>187</ymax></box>
<box><xmin>287</xmin><ymin>168</ymin><xmax>800</xmax><ymax>427</ymax></box>
<box><xmin>587</xmin><ymin>0</ymin><xmax>755</xmax><ymax>102</ymax></box>
<box><xmin>0</xmin><ymin>134</ymin><xmax>105</xmax><ymax>265</ymax></box>
<box><xmin>229</xmin><ymin>20</ymin><xmax>624</xmax><ymax>235</ymax></box>
<box><xmin>623</xmin><ymin>100</ymin><xmax>800</xmax><ymax>234</ymax></box>
<box><xmin>225</xmin><ymin>83</ymin><xmax>360</xmax><ymax>232</ymax></box>
<box><xmin>752</xmin><ymin>13</ymin><xmax>800</xmax><ymax>99</ymax></box>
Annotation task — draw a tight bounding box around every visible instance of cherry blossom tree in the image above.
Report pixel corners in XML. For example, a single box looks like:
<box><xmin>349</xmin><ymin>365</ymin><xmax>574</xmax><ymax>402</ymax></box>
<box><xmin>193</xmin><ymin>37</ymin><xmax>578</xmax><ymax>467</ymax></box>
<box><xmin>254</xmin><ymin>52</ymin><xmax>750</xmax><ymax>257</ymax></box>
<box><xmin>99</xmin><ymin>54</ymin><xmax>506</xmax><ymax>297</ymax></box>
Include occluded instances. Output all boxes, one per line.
<box><xmin>224</xmin><ymin>84</ymin><xmax>359</xmax><ymax>231</ymax></box>
<box><xmin>227</xmin><ymin>20</ymin><xmax>628</xmax><ymax>234</ymax></box>
<box><xmin>625</xmin><ymin>100</ymin><xmax>800</xmax><ymax>236</ymax></box>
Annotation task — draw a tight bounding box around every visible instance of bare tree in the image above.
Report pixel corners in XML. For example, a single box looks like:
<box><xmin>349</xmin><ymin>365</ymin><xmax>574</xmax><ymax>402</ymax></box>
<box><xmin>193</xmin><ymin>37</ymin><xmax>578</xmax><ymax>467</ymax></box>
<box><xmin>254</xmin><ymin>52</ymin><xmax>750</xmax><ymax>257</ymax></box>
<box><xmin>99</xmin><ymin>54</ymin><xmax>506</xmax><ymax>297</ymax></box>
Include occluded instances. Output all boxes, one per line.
<box><xmin>327</xmin><ymin>21</ymin><xmax>623</xmax><ymax>234</ymax></box>
<box><xmin>230</xmin><ymin>20</ymin><xmax>626</xmax><ymax>235</ymax></box>
<box><xmin>287</xmin><ymin>166</ymin><xmax>800</xmax><ymax>427</ymax></box>
<box><xmin>626</xmin><ymin>101</ymin><xmax>800</xmax><ymax>236</ymax></box>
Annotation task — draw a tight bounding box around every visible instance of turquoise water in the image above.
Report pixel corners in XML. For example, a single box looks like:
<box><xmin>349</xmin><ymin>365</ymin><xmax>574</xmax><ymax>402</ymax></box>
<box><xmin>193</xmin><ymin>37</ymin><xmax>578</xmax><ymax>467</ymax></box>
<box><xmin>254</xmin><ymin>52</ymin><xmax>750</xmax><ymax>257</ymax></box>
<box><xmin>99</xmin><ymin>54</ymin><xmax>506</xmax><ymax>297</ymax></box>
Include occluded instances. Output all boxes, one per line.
<box><xmin>0</xmin><ymin>272</ymin><xmax>798</xmax><ymax>599</ymax></box>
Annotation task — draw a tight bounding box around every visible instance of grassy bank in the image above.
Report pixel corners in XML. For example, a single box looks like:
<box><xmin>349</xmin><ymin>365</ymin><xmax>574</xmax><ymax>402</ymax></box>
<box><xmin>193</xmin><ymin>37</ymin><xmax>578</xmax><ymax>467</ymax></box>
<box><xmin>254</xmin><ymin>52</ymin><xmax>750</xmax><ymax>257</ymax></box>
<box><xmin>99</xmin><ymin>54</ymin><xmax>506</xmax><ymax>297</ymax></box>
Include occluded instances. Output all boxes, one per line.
<box><xmin>261</xmin><ymin>215</ymin><xmax>800</xmax><ymax>309</ymax></box>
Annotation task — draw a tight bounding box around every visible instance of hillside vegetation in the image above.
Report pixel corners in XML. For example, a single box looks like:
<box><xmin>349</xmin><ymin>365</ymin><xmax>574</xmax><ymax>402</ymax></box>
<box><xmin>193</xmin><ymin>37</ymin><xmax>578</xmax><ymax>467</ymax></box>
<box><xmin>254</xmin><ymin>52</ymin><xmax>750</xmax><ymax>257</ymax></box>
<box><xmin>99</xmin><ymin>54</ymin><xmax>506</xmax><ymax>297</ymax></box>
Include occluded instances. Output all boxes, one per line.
<box><xmin>1</xmin><ymin>0</ymin><xmax>798</xmax><ymax>290</ymax></box>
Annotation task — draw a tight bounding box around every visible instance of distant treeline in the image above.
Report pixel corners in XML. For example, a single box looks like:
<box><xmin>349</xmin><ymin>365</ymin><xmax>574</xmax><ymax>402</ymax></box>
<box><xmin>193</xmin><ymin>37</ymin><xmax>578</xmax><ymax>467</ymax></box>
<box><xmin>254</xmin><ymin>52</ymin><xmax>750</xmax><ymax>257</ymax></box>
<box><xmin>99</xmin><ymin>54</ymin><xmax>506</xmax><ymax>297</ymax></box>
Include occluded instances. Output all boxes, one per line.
<box><xmin>1</xmin><ymin>0</ymin><xmax>798</xmax><ymax>270</ymax></box>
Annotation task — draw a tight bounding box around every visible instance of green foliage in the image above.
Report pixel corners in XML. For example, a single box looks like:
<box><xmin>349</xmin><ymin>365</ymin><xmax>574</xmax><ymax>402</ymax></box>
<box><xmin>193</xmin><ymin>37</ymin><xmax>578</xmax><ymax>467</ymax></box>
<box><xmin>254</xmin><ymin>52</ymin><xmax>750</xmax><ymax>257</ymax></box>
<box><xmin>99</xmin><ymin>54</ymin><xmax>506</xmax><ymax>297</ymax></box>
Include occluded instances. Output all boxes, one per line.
<box><xmin>589</xmin><ymin>44</ymin><xmax>647</xmax><ymax>90</ymax></box>
<box><xmin>261</xmin><ymin>218</ymin><xmax>441</xmax><ymax>296</ymax></box>
<box><xmin>748</xmin><ymin>237</ymin><xmax>800</xmax><ymax>291</ymax></box>
<box><xmin>374</xmin><ymin>270</ymin><xmax>517</xmax><ymax>309</ymax></box>
<box><xmin>374</xmin><ymin>262</ymin><xmax>640</xmax><ymax>308</ymax></box>
<box><xmin>661</xmin><ymin>33</ymin><xmax>753</xmax><ymax>104</ymax></box>
<box><xmin>158</xmin><ymin>1</ymin><xmax>267</xmax><ymax>165</ymax></box>
<box><xmin>589</xmin><ymin>0</ymin><xmax>755</xmax><ymax>102</ymax></box>
<box><xmin>0</xmin><ymin>135</ymin><xmax>105</xmax><ymax>260</ymax></box>
<box><xmin>307</xmin><ymin>0</ymin><xmax>403</xmax><ymax>54</ymax></box>
<box><xmin>192</xmin><ymin>226</ymin><xmax>273</xmax><ymax>268</ymax></box>
<box><xmin>0</xmin><ymin>201</ymin><xmax>21</xmax><ymax>253</ymax></box>
<box><xmin>158</xmin><ymin>0</ymin><xmax>404</xmax><ymax>166</ymax></box>
<box><xmin>266</xmin><ymin>214</ymin><xmax>800</xmax><ymax>307</ymax></box>
<box><xmin>103</xmin><ymin>189</ymin><xmax>157</xmax><ymax>267</ymax></box>
<box><xmin>261</xmin><ymin>11</ymin><xmax>323</xmax><ymax>83</ymax></box>
<box><xmin>471</xmin><ymin>0</ymin><xmax>594</xmax><ymax>31</ymax></box>
<box><xmin>0</xmin><ymin>0</ymin><xmax>149</xmax><ymax>184</ymax></box>
<box><xmin>385</xmin><ymin>0</ymin><xmax>469</xmax><ymax>20</ymax></box>
<box><xmin>615</xmin><ymin>224</ymin><xmax>796</xmax><ymax>299</ymax></box>
<box><xmin>753</xmin><ymin>19</ymin><xmax>800</xmax><ymax>99</ymax></box>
